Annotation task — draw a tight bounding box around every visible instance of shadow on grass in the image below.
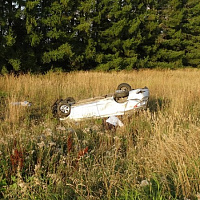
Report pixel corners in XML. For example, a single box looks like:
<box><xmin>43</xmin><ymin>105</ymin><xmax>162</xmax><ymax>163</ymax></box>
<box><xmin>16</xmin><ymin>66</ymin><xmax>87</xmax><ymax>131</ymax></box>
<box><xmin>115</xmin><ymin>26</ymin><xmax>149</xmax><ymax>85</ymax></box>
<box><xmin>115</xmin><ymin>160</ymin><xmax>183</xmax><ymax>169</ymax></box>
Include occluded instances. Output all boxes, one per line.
<box><xmin>28</xmin><ymin>106</ymin><xmax>50</xmax><ymax>121</ymax></box>
<box><xmin>148</xmin><ymin>96</ymin><xmax>171</xmax><ymax>113</ymax></box>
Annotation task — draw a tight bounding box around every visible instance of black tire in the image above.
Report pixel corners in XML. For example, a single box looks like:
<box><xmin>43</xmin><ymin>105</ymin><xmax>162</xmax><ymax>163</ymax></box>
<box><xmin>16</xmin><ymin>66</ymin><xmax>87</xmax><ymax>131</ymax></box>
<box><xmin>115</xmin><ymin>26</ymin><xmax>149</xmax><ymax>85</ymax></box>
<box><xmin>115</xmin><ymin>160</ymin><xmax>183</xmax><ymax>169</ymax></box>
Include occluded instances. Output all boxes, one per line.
<box><xmin>64</xmin><ymin>97</ymin><xmax>75</xmax><ymax>105</ymax></box>
<box><xmin>114</xmin><ymin>90</ymin><xmax>129</xmax><ymax>98</ymax></box>
<box><xmin>52</xmin><ymin>99</ymin><xmax>63</xmax><ymax>117</ymax></box>
<box><xmin>117</xmin><ymin>83</ymin><xmax>132</xmax><ymax>92</ymax></box>
<box><xmin>57</xmin><ymin>101</ymin><xmax>71</xmax><ymax>117</ymax></box>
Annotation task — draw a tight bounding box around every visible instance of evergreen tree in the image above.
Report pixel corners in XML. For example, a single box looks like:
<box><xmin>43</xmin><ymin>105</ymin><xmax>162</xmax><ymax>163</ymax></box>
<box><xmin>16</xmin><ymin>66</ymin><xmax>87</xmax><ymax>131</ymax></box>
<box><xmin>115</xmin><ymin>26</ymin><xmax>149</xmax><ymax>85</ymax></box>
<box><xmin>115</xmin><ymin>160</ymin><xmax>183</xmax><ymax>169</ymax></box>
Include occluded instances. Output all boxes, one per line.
<box><xmin>183</xmin><ymin>0</ymin><xmax>200</xmax><ymax>67</ymax></box>
<box><xmin>95</xmin><ymin>0</ymin><xmax>160</xmax><ymax>70</ymax></box>
<box><xmin>131</xmin><ymin>0</ymin><xmax>160</xmax><ymax>69</ymax></box>
<box><xmin>1</xmin><ymin>0</ymin><xmax>200</xmax><ymax>73</ymax></box>
<box><xmin>0</xmin><ymin>0</ymin><xmax>27</xmax><ymax>73</ymax></box>
<box><xmin>154</xmin><ymin>0</ymin><xmax>187</xmax><ymax>68</ymax></box>
<box><xmin>25</xmin><ymin>0</ymin><xmax>76</xmax><ymax>72</ymax></box>
<box><xmin>72</xmin><ymin>0</ymin><xmax>97</xmax><ymax>70</ymax></box>
<box><xmin>95</xmin><ymin>0</ymin><xmax>132</xmax><ymax>70</ymax></box>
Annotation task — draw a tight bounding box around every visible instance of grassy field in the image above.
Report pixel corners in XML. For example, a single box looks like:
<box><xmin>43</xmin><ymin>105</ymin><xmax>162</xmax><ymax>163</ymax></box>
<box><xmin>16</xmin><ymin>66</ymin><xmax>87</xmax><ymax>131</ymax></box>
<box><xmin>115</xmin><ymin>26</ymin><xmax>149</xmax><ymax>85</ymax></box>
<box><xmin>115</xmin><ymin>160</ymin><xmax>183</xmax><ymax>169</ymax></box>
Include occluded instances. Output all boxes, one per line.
<box><xmin>0</xmin><ymin>69</ymin><xmax>200</xmax><ymax>199</ymax></box>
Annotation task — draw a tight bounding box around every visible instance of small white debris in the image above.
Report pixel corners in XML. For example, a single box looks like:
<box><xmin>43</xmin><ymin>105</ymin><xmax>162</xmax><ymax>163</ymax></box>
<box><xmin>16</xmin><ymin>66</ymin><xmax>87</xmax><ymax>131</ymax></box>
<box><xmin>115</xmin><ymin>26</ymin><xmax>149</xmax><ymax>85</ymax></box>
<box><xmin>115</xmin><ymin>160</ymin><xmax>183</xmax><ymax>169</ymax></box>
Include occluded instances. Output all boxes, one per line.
<box><xmin>140</xmin><ymin>180</ymin><xmax>150</xmax><ymax>187</ymax></box>
<box><xmin>11</xmin><ymin>101</ymin><xmax>31</xmax><ymax>106</ymax></box>
<box><xmin>106</xmin><ymin>116</ymin><xmax>124</xmax><ymax>127</ymax></box>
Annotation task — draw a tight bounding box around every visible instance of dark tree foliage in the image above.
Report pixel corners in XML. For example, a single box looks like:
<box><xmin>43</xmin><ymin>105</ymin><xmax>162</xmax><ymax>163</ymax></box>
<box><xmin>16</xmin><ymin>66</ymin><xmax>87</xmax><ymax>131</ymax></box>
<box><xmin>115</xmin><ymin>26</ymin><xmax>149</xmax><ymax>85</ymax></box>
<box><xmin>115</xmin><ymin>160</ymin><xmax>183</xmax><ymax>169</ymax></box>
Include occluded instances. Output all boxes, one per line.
<box><xmin>183</xmin><ymin>0</ymin><xmax>200</xmax><ymax>67</ymax></box>
<box><xmin>0</xmin><ymin>0</ymin><xmax>200</xmax><ymax>73</ymax></box>
<box><xmin>0</xmin><ymin>0</ymin><xmax>27</xmax><ymax>73</ymax></box>
<box><xmin>154</xmin><ymin>0</ymin><xmax>188</xmax><ymax>68</ymax></box>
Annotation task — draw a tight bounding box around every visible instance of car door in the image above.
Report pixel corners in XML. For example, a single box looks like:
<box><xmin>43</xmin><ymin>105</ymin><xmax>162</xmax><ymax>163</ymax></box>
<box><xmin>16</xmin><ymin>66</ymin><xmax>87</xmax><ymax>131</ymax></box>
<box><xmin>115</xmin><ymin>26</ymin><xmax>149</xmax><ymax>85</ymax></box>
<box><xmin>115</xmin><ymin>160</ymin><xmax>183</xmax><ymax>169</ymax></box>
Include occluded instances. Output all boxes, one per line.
<box><xmin>96</xmin><ymin>97</ymin><xmax>127</xmax><ymax>118</ymax></box>
<box><xmin>69</xmin><ymin>101</ymin><xmax>100</xmax><ymax>120</ymax></box>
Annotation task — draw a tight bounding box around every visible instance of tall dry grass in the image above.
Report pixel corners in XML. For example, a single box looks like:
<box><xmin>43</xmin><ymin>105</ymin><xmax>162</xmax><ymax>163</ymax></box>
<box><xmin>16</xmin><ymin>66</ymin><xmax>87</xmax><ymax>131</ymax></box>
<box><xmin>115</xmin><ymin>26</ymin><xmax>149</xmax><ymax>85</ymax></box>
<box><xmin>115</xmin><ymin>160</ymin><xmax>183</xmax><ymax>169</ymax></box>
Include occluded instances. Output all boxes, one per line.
<box><xmin>0</xmin><ymin>69</ymin><xmax>200</xmax><ymax>199</ymax></box>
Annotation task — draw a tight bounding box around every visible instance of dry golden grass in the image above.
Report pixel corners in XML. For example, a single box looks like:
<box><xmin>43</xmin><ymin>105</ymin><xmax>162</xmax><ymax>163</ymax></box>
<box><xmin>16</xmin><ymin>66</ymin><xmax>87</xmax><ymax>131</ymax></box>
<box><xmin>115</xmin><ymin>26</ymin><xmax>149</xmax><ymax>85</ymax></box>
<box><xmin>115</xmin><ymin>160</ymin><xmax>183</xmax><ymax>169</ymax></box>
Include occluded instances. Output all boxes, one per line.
<box><xmin>0</xmin><ymin>69</ymin><xmax>200</xmax><ymax>199</ymax></box>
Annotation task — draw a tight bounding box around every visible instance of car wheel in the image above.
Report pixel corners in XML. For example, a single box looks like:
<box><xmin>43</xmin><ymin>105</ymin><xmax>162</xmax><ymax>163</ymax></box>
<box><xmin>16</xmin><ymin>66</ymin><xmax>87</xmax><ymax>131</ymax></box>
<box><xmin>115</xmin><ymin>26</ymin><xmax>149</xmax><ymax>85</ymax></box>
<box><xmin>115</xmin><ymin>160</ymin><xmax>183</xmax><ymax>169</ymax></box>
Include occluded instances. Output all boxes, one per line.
<box><xmin>114</xmin><ymin>83</ymin><xmax>131</xmax><ymax>103</ymax></box>
<box><xmin>117</xmin><ymin>83</ymin><xmax>132</xmax><ymax>91</ymax></box>
<box><xmin>57</xmin><ymin>101</ymin><xmax>71</xmax><ymax>117</ymax></box>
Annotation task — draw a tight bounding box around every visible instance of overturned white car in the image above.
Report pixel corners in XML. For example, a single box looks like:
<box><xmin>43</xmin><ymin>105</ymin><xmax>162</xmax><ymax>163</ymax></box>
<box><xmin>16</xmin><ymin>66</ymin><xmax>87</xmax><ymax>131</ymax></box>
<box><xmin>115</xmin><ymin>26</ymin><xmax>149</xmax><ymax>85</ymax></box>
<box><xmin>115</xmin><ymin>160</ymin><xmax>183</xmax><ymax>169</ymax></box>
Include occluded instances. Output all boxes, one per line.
<box><xmin>52</xmin><ymin>83</ymin><xmax>149</xmax><ymax>121</ymax></box>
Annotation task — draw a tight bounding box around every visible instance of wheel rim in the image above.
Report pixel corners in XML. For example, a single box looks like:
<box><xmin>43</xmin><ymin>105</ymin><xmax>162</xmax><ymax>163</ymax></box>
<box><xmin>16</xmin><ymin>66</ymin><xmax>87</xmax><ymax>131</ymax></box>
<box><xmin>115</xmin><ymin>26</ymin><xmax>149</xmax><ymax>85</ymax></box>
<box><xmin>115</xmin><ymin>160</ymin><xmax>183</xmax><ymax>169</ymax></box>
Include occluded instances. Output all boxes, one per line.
<box><xmin>120</xmin><ymin>86</ymin><xmax>128</xmax><ymax>91</ymax></box>
<box><xmin>60</xmin><ymin>105</ymin><xmax>70</xmax><ymax>114</ymax></box>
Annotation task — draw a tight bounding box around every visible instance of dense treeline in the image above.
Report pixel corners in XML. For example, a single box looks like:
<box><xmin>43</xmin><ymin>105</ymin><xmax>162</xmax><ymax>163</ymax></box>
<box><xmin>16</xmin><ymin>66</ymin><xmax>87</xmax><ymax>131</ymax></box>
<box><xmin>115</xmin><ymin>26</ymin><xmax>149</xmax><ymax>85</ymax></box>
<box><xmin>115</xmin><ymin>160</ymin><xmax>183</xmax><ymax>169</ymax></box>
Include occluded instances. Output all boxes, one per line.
<box><xmin>0</xmin><ymin>0</ymin><xmax>200</xmax><ymax>73</ymax></box>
